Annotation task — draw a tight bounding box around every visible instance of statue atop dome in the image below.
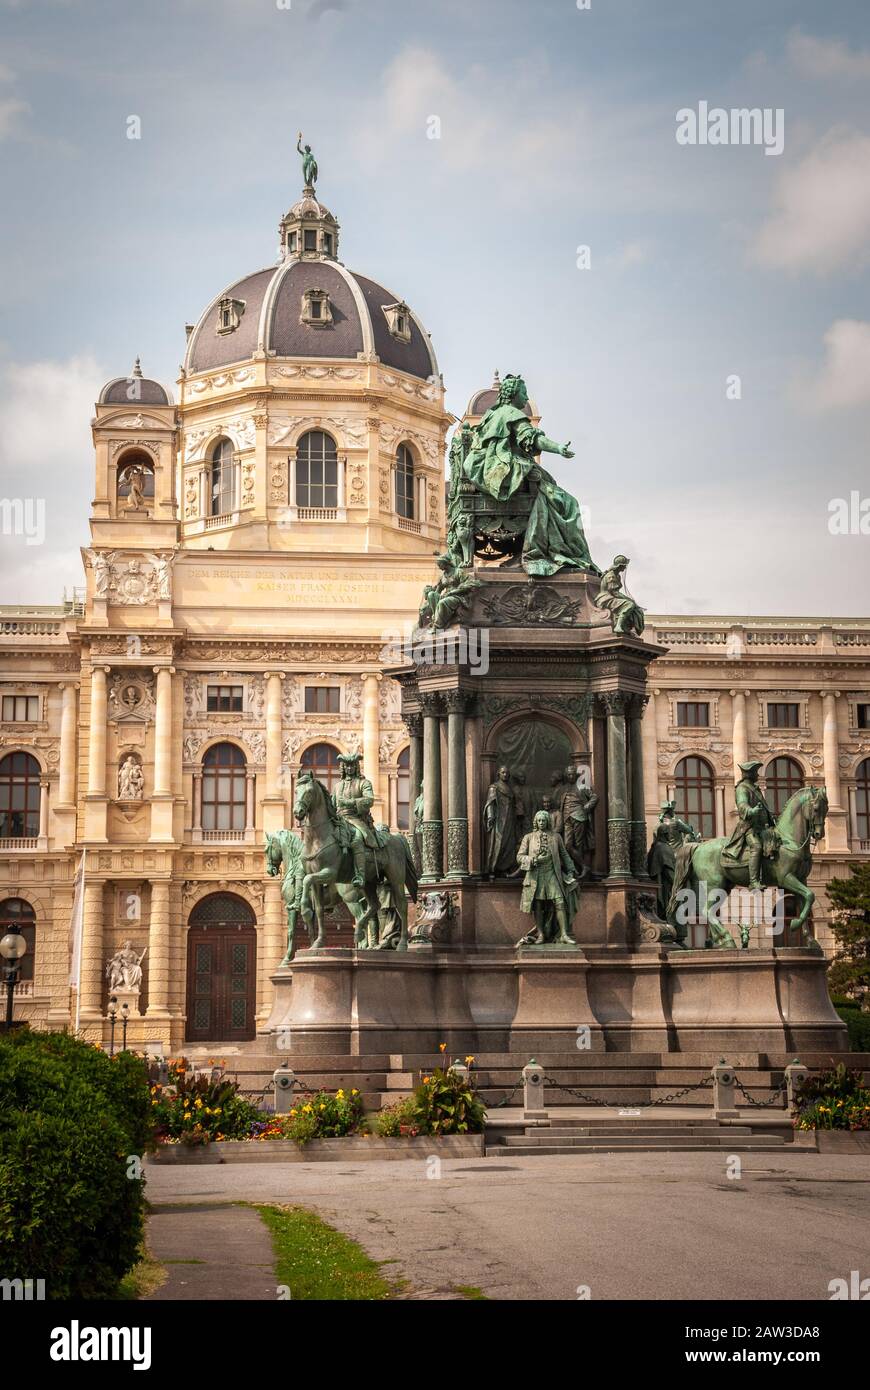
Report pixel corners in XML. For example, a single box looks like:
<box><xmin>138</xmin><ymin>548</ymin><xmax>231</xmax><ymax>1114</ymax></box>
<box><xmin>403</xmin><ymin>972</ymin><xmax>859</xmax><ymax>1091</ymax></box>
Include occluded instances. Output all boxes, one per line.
<box><xmin>296</xmin><ymin>131</ymin><xmax>318</xmax><ymax>189</ymax></box>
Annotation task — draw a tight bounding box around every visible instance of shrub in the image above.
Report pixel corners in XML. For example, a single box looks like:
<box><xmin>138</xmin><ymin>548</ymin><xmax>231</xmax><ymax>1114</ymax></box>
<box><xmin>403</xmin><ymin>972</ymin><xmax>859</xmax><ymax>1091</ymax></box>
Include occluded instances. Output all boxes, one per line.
<box><xmin>409</xmin><ymin>1066</ymin><xmax>486</xmax><ymax>1136</ymax></box>
<box><xmin>0</xmin><ymin>1031</ymin><xmax>151</xmax><ymax>1298</ymax></box>
<box><xmin>282</xmin><ymin>1089</ymin><xmax>364</xmax><ymax>1147</ymax></box>
<box><xmin>834</xmin><ymin>1005</ymin><xmax>870</xmax><ymax>1052</ymax></box>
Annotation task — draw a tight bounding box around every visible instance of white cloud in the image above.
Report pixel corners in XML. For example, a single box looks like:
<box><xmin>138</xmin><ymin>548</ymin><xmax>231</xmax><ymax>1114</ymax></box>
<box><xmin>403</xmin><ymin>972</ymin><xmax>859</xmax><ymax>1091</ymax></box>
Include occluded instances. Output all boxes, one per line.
<box><xmin>787</xmin><ymin>30</ymin><xmax>870</xmax><ymax>81</ymax></box>
<box><xmin>803</xmin><ymin>319</ymin><xmax>870</xmax><ymax>409</ymax></box>
<box><xmin>0</xmin><ymin>353</ymin><xmax>103</xmax><ymax>602</ymax></box>
<box><xmin>753</xmin><ymin>130</ymin><xmax>870</xmax><ymax>273</ymax></box>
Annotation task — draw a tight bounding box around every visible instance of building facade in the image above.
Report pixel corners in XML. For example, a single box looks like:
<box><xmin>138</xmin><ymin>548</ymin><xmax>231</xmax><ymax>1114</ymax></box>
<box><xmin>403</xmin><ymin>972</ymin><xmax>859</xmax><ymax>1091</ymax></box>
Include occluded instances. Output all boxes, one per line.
<box><xmin>1</xmin><ymin>176</ymin><xmax>868</xmax><ymax>1044</ymax></box>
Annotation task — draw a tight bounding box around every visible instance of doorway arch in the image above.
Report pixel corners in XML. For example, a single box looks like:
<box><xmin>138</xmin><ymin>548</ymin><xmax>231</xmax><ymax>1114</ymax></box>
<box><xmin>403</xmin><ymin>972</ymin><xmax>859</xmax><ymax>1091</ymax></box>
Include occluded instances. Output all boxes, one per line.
<box><xmin>185</xmin><ymin>892</ymin><xmax>256</xmax><ymax>1042</ymax></box>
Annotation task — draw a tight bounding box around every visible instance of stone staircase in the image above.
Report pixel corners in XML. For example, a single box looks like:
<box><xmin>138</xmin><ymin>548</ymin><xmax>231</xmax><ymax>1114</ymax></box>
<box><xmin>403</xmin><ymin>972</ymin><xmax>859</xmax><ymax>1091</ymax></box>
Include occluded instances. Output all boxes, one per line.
<box><xmin>485</xmin><ymin>1115</ymin><xmax>795</xmax><ymax>1156</ymax></box>
<box><xmin>188</xmin><ymin>1046</ymin><xmax>869</xmax><ymax>1117</ymax></box>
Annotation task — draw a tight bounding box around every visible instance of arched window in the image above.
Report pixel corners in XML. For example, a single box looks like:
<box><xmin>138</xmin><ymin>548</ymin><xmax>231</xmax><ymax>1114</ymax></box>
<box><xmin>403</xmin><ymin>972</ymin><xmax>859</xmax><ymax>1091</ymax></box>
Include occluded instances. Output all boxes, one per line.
<box><xmin>296</xmin><ymin>430</ymin><xmax>338</xmax><ymax>509</ymax></box>
<box><xmin>300</xmin><ymin>742</ymin><xmax>341</xmax><ymax>792</ymax></box>
<box><xmin>0</xmin><ymin>752</ymin><xmax>41</xmax><ymax>839</ymax></box>
<box><xmin>117</xmin><ymin>452</ymin><xmax>155</xmax><ymax>504</ymax></box>
<box><xmin>210</xmin><ymin>438</ymin><xmax>235</xmax><ymax>517</ymax></box>
<box><xmin>0</xmin><ymin>897</ymin><xmax>35</xmax><ymax>982</ymax></box>
<box><xmin>855</xmin><ymin>758</ymin><xmax>870</xmax><ymax>844</ymax></box>
<box><xmin>673</xmin><ymin>756</ymin><xmax>715</xmax><ymax>839</ymax></box>
<box><xmin>395</xmin><ymin>444</ymin><xmax>415</xmax><ymax>519</ymax></box>
<box><xmin>397</xmin><ymin>746</ymin><xmax>411</xmax><ymax>830</ymax></box>
<box><xmin>765</xmin><ymin>756</ymin><xmax>804</xmax><ymax>817</ymax></box>
<box><xmin>201</xmin><ymin>743</ymin><xmax>247</xmax><ymax>832</ymax></box>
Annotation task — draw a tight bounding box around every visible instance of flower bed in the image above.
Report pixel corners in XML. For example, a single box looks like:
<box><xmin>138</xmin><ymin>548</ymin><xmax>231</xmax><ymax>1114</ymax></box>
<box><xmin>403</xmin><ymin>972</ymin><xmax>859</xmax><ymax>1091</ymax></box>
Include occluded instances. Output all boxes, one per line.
<box><xmin>792</xmin><ymin>1063</ymin><xmax>870</xmax><ymax>1133</ymax></box>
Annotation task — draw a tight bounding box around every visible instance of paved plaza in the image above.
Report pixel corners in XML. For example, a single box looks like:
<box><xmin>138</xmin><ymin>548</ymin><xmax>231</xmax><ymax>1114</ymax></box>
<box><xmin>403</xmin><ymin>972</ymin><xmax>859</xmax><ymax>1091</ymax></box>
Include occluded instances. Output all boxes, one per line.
<box><xmin>145</xmin><ymin>1152</ymin><xmax>870</xmax><ymax>1301</ymax></box>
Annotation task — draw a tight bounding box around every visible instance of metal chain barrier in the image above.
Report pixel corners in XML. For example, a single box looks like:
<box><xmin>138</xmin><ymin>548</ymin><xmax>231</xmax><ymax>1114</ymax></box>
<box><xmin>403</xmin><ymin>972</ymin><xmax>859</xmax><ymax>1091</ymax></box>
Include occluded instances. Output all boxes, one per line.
<box><xmin>489</xmin><ymin>1082</ymin><xmax>522</xmax><ymax>1110</ymax></box>
<box><xmin>732</xmin><ymin>1074</ymin><xmax>789</xmax><ymax>1109</ymax></box>
<box><xmin>541</xmin><ymin>1074</ymin><xmax>714</xmax><ymax>1109</ymax></box>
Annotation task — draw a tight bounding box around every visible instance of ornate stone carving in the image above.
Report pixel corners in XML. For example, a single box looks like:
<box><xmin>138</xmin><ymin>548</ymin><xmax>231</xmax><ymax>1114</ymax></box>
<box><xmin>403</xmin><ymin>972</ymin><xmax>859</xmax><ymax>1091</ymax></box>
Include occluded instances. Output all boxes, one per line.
<box><xmin>481</xmin><ymin>583</ymin><xmax>584</xmax><ymax>627</ymax></box>
<box><xmin>627</xmin><ymin>891</ymin><xmax>678</xmax><ymax>946</ymax></box>
<box><xmin>183</xmin><ymin>640</ymin><xmax>383</xmax><ymax>664</ymax></box>
<box><xmin>409</xmin><ymin>890</ymin><xmax>456</xmax><ymax>946</ymax></box>
<box><xmin>421</xmin><ymin>820</ymin><xmax>444</xmax><ymax>879</ymax></box>
<box><xmin>343</xmin><ymin>677</ymin><xmax>362</xmax><ymax>722</ymax></box>
<box><xmin>607</xmin><ymin>818</ymin><xmax>632</xmax><ymax>877</ymax></box>
<box><xmin>446</xmin><ymin>817</ymin><xmax>469</xmax><ymax>875</ymax></box>
<box><xmin>108</xmin><ymin>674</ymin><xmax>155</xmax><ymax>722</ymax></box>
<box><xmin>244</xmin><ymin>731</ymin><xmax>266</xmax><ymax>763</ymax></box>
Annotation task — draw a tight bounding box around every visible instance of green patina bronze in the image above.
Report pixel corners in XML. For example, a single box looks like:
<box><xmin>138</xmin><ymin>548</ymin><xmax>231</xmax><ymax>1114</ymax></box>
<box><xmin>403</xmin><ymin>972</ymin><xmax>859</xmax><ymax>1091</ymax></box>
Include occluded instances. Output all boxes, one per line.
<box><xmin>297</xmin><ymin>131</ymin><xmax>318</xmax><ymax>188</ymax></box>
<box><xmin>265</xmin><ymin>828</ymin><xmax>306</xmax><ymax>963</ymax></box>
<box><xmin>647</xmin><ymin>800</ymin><xmax>700</xmax><ymax>928</ymax></box>
<box><xmin>516</xmin><ymin>809</ymin><xmax>580</xmax><ymax>946</ymax></box>
<box><xmin>458</xmin><ymin>373</ymin><xmax>596</xmax><ymax>577</ymax></box>
<box><xmin>666</xmin><ymin>782</ymin><xmax>829</xmax><ymax>949</ymax></box>
<box><xmin>596</xmin><ymin>555</ymin><xmax>645</xmax><ymax>635</ymax></box>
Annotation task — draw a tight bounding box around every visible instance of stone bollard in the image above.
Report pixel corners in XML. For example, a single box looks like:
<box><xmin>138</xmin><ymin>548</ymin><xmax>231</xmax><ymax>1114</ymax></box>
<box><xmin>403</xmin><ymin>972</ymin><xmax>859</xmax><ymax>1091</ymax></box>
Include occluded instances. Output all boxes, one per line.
<box><xmin>784</xmin><ymin>1059</ymin><xmax>808</xmax><ymax>1112</ymax></box>
<box><xmin>272</xmin><ymin>1063</ymin><xmax>297</xmax><ymax>1114</ymax></box>
<box><xmin>711</xmin><ymin>1058</ymin><xmax>740</xmax><ymax>1119</ymax></box>
<box><xmin>523</xmin><ymin>1059</ymin><xmax>547</xmax><ymax>1120</ymax></box>
<box><xmin>450</xmin><ymin>1060</ymin><xmax>469</xmax><ymax>1085</ymax></box>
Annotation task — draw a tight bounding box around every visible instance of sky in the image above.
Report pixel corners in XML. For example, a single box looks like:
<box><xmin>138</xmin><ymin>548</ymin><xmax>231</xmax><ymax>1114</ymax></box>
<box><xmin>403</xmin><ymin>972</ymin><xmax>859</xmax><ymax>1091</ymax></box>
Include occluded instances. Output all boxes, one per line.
<box><xmin>0</xmin><ymin>0</ymin><xmax>868</xmax><ymax>614</ymax></box>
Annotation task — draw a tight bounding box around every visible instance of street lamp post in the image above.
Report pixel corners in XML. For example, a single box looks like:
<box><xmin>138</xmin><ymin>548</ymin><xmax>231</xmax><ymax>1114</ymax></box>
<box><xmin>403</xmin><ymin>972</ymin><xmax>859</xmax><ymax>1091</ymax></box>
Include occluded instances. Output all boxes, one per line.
<box><xmin>108</xmin><ymin>996</ymin><xmax>118</xmax><ymax>1058</ymax></box>
<box><xmin>0</xmin><ymin>931</ymin><xmax>28</xmax><ymax>1032</ymax></box>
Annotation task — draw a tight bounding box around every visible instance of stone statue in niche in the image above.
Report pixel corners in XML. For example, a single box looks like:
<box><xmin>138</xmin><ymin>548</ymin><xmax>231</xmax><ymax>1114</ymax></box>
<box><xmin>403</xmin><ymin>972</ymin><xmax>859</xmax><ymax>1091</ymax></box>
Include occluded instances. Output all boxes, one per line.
<box><xmin>119</xmin><ymin>462</ymin><xmax>148</xmax><ymax>510</ymax></box>
<box><xmin>118</xmin><ymin>755</ymin><xmax>144</xmax><ymax>801</ymax></box>
<box><xmin>106</xmin><ymin>941</ymin><xmax>146</xmax><ymax>992</ymax></box>
<box><xmin>483</xmin><ymin>764</ymin><xmax>522</xmax><ymax>877</ymax></box>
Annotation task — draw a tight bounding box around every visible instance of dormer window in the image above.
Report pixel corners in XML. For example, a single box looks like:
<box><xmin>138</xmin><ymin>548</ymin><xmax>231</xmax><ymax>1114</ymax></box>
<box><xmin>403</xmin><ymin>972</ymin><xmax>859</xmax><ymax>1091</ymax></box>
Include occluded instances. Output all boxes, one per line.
<box><xmin>383</xmin><ymin>301</ymin><xmax>411</xmax><ymax>343</ymax></box>
<box><xmin>217</xmin><ymin>297</ymin><xmax>245</xmax><ymax>335</ymax></box>
<box><xmin>300</xmin><ymin>288</ymin><xmax>333</xmax><ymax>327</ymax></box>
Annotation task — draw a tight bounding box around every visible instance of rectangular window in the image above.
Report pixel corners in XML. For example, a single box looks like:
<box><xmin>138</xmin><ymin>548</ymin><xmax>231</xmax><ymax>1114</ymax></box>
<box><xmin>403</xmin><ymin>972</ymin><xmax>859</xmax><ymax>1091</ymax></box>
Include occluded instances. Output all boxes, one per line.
<box><xmin>303</xmin><ymin>230</ymin><xmax>317</xmax><ymax>251</ymax></box>
<box><xmin>206</xmin><ymin>685</ymin><xmax>243</xmax><ymax>713</ymax></box>
<box><xmin>2</xmin><ymin>695</ymin><xmax>39</xmax><ymax>722</ymax></box>
<box><xmin>322</xmin><ymin>233</ymin><xmax>332</xmax><ymax>255</ymax></box>
<box><xmin>857</xmin><ymin>703</ymin><xmax>870</xmax><ymax>729</ymax></box>
<box><xmin>304</xmin><ymin>686</ymin><xmax>340</xmax><ymax>714</ymax></box>
<box><xmin>310</xmin><ymin>299</ymin><xmax>321</xmax><ymax>319</ymax></box>
<box><xmin>767</xmin><ymin>702</ymin><xmax>800</xmax><ymax>729</ymax></box>
<box><xmin>676</xmin><ymin>701</ymin><xmax>709</xmax><ymax>728</ymax></box>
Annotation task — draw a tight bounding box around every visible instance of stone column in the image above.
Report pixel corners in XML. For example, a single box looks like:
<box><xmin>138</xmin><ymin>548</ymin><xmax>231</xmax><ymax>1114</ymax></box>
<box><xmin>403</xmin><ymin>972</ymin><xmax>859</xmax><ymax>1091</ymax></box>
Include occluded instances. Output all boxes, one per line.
<box><xmin>730</xmin><ymin>688</ymin><xmax>748</xmax><ymax>774</ymax></box>
<box><xmin>642</xmin><ymin>688</ymin><xmax>660</xmax><ymax>825</ymax></box>
<box><xmin>822</xmin><ymin>690</ymin><xmax>848</xmax><ymax>850</ymax></box>
<box><xmin>87</xmin><ymin>665</ymin><xmax>109</xmax><ymax>796</ymax></box>
<box><xmin>445</xmin><ymin>691</ymin><xmax>469</xmax><ymax>878</ymax></box>
<box><xmin>153</xmin><ymin>667</ymin><xmax>173</xmax><ymax>796</ymax></box>
<box><xmin>262</xmin><ymin>671</ymin><xmax>286</xmax><ymax>833</ymax></box>
<box><xmin>192</xmin><ymin>771</ymin><xmax>202</xmax><ymax>831</ymax></box>
<box><xmin>363</xmin><ymin>673</ymin><xmax>383</xmax><ymax>818</ymax></box>
<box><xmin>57</xmin><ymin>682</ymin><xmax>78</xmax><ymax>807</ymax></box>
<box><xmin>258</xmin><ymin>878</ymin><xmax>285</xmax><ymax>1023</ymax></box>
<box><xmin>146</xmin><ymin>879</ymin><xmax>171</xmax><ymax>1019</ymax></box>
<box><xmin>627</xmin><ymin>694</ymin><xmax>649</xmax><ymax>877</ymax></box>
<box><xmin>38</xmin><ymin>777</ymin><xmax>49</xmax><ymax>845</ymax></box>
<box><xmin>266</xmin><ymin>672</ymin><xmax>284</xmax><ymax>794</ymax></box>
<box><xmin>79</xmin><ymin>879</ymin><xmax>105</xmax><ymax>1022</ymax></box>
<box><xmin>600</xmin><ymin>691</ymin><xmax>631</xmax><ymax>879</ymax></box>
<box><xmin>245</xmin><ymin>771</ymin><xmax>256</xmax><ymax>839</ymax></box>
<box><xmin>406</xmin><ymin>712</ymin><xmax>423</xmax><ymax>873</ymax></box>
<box><xmin>420</xmin><ymin>692</ymin><xmax>443</xmax><ymax>881</ymax></box>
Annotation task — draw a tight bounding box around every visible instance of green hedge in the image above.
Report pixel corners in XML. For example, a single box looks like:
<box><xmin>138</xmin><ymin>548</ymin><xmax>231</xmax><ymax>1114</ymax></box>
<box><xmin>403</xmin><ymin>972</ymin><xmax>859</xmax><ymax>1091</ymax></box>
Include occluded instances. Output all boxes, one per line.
<box><xmin>835</xmin><ymin>1006</ymin><xmax>870</xmax><ymax>1052</ymax></box>
<box><xmin>0</xmin><ymin>1031</ymin><xmax>153</xmax><ymax>1298</ymax></box>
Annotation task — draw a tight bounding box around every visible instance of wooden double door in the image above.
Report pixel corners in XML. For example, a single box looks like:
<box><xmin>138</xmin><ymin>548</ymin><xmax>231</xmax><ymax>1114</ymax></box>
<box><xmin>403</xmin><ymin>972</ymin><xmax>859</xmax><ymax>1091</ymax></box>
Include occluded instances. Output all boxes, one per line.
<box><xmin>185</xmin><ymin>894</ymin><xmax>257</xmax><ymax>1042</ymax></box>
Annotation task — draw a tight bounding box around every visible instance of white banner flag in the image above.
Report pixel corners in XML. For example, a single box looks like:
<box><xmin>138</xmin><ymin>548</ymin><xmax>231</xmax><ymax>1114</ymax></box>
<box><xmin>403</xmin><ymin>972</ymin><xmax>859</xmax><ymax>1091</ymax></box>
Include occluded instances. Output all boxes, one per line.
<box><xmin>68</xmin><ymin>850</ymin><xmax>86</xmax><ymax>992</ymax></box>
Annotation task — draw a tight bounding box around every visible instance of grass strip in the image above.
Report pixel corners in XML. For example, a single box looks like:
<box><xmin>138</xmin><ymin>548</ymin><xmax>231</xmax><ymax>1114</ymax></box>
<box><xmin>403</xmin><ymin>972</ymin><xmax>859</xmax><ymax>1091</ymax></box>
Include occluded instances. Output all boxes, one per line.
<box><xmin>256</xmin><ymin>1203</ymin><xmax>397</xmax><ymax>1300</ymax></box>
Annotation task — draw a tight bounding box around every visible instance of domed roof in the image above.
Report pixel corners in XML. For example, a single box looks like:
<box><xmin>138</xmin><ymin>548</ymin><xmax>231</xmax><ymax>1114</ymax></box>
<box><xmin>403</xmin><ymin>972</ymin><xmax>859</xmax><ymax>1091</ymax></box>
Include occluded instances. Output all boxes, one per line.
<box><xmin>184</xmin><ymin>259</ymin><xmax>438</xmax><ymax>381</ymax></box>
<box><xmin>100</xmin><ymin>358</ymin><xmax>172</xmax><ymax>406</ymax></box>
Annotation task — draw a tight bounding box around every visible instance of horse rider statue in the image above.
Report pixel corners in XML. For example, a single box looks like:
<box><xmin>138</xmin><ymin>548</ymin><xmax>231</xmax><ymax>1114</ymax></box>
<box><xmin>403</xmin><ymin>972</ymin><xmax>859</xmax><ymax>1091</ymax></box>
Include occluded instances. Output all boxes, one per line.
<box><xmin>722</xmin><ymin>759</ymin><xmax>780</xmax><ymax>889</ymax></box>
<box><xmin>333</xmin><ymin>750</ymin><xmax>389</xmax><ymax>886</ymax></box>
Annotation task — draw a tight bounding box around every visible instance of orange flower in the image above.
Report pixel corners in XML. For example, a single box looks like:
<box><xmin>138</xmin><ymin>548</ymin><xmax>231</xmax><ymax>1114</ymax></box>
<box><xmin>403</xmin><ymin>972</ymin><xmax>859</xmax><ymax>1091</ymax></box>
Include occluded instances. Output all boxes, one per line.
<box><xmin>438</xmin><ymin>1042</ymin><xmax>446</xmax><ymax>1053</ymax></box>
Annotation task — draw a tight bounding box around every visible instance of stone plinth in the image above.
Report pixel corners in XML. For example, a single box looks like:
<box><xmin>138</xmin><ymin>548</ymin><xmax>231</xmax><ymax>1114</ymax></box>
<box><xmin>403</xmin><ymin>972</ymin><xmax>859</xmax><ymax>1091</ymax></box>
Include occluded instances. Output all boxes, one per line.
<box><xmin>264</xmin><ymin>944</ymin><xmax>846</xmax><ymax>1057</ymax></box>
